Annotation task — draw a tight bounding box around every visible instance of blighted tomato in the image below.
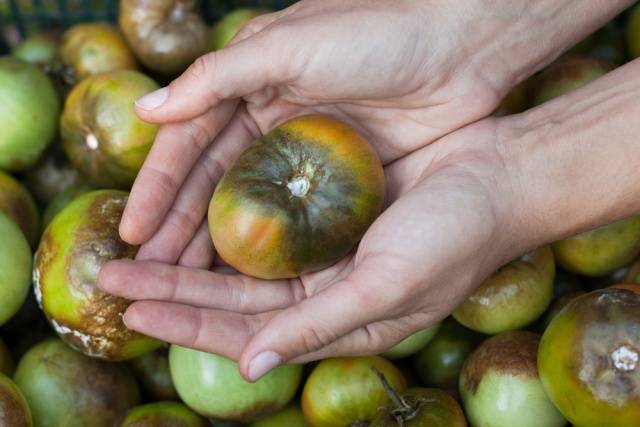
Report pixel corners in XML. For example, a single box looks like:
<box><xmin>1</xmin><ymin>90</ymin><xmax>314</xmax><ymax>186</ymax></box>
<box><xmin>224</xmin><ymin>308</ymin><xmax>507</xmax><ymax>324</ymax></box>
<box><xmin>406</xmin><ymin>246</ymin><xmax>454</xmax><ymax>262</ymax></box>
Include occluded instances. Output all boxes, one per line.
<box><xmin>532</xmin><ymin>55</ymin><xmax>611</xmax><ymax>105</ymax></box>
<box><xmin>119</xmin><ymin>0</ymin><xmax>209</xmax><ymax>76</ymax></box>
<box><xmin>42</xmin><ymin>183</ymin><xmax>94</xmax><ymax>231</ymax></box>
<box><xmin>453</xmin><ymin>246</ymin><xmax>555</xmax><ymax>334</ymax></box>
<box><xmin>120</xmin><ymin>401</ymin><xmax>208</xmax><ymax>427</ymax></box>
<box><xmin>249</xmin><ymin>403</ymin><xmax>307</xmax><ymax>427</ymax></box>
<box><xmin>60</xmin><ymin>22</ymin><xmax>138</xmax><ymax>82</ymax></box>
<box><xmin>552</xmin><ymin>216</ymin><xmax>640</xmax><ymax>276</ymax></box>
<box><xmin>61</xmin><ymin>70</ymin><xmax>159</xmax><ymax>189</ymax></box>
<box><xmin>0</xmin><ymin>372</ymin><xmax>32</xmax><ymax>427</ymax></box>
<box><xmin>24</xmin><ymin>143</ymin><xmax>83</xmax><ymax>205</ymax></box>
<box><xmin>610</xmin><ymin>283</ymin><xmax>640</xmax><ymax>293</ymax></box>
<box><xmin>0</xmin><ymin>170</ymin><xmax>40</xmax><ymax>247</ymax></box>
<box><xmin>209</xmin><ymin>115</ymin><xmax>385</xmax><ymax>279</ymax></box>
<box><xmin>210</xmin><ymin>8</ymin><xmax>269</xmax><ymax>50</ymax></box>
<box><xmin>538</xmin><ymin>288</ymin><xmax>640</xmax><ymax>427</ymax></box>
<box><xmin>302</xmin><ymin>356</ymin><xmax>407</xmax><ymax>427</ymax></box>
<box><xmin>0</xmin><ymin>337</ymin><xmax>13</xmax><ymax>376</ymax></box>
<box><xmin>382</xmin><ymin>323</ymin><xmax>441</xmax><ymax>359</ymax></box>
<box><xmin>370</xmin><ymin>388</ymin><xmax>466</xmax><ymax>427</ymax></box>
<box><xmin>412</xmin><ymin>318</ymin><xmax>482</xmax><ymax>394</ymax></box>
<box><xmin>541</xmin><ymin>290</ymin><xmax>586</xmax><ymax>330</ymax></box>
<box><xmin>34</xmin><ymin>190</ymin><xmax>161</xmax><ymax>360</ymax></box>
<box><xmin>14</xmin><ymin>338</ymin><xmax>140</xmax><ymax>427</ymax></box>
<box><xmin>169</xmin><ymin>346</ymin><xmax>302</xmax><ymax>422</ymax></box>
<box><xmin>129</xmin><ymin>346</ymin><xmax>178</xmax><ymax>401</ymax></box>
<box><xmin>0</xmin><ymin>57</ymin><xmax>60</xmax><ymax>171</ymax></box>
<box><xmin>460</xmin><ymin>331</ymin><xmax>566</xmax><ymax>427</ymax></box>
<box><xmin>0</xmin><ymin>211</ymin><xmax>32</xmax><ymax>328</ymax></box>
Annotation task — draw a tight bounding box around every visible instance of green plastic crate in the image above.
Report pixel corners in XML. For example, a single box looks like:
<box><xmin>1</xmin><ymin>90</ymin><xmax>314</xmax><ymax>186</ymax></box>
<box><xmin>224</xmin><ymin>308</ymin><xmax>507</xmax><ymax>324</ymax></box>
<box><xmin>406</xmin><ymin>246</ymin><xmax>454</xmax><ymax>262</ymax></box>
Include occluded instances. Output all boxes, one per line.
<box><xmin>0</xmin><ymin>0</ymin><xmax>295</xmax><ymax>51</ymax></box>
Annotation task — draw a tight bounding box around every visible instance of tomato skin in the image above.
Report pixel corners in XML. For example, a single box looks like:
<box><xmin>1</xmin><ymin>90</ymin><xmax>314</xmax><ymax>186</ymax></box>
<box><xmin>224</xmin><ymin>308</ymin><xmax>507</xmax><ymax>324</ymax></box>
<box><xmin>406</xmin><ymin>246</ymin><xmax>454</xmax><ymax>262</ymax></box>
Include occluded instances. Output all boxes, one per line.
<box><xmin>209</xmin><ymin>114</ymin><xmax>385</xmax><ymax>279</ymax></box>
<box><xmin>302</xmin><ymin>356</ymin><xmax>407</xmax><ymax>427</ymax></box>
<box><xmin>120</xmin><ymin>401</ymin><xmax>208</xmax><ymax>427</ymax></box>
<box><xmin>369</xmin><ymin>388</ymin><xmax>466</xmax><ymax>427</ymax></box>
<box><xmin>0</xmin><ymin>372</ymin><xmax>32</xmax><ymax>427</ymax></box>
<box><xmin>538</xmin><ymin>289</ymin><xmax>640</xmax><ymax>427</ymax></box>
<box><xmin>382</xmin><ymin>323</ymin><xmax>441</xmax><ymax>360</ymax></box>
<box><xmin>249</xmin><ymin>403</ymin><xmax>307</xmax><ymax>427</ymax></box>
<box><xmin>610</xmin><ymin>283</ymin><xmax>640</xmax><ymax>293</ymax></box>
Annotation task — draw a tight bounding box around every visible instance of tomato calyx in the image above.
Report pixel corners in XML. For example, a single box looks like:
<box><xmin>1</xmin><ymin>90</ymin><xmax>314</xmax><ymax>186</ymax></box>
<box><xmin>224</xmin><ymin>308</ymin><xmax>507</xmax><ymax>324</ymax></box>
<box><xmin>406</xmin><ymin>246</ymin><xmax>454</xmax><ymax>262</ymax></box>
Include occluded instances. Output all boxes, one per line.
<box><xmin>371</xmin><ymin>367</ymin><xmax>428</xmax><ymax>427</ymax></box>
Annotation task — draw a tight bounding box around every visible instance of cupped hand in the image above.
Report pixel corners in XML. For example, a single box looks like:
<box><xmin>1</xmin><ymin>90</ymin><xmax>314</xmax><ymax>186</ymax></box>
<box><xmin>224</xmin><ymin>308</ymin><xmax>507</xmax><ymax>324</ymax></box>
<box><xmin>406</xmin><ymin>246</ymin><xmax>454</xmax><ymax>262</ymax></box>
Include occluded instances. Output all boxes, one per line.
<box><xmin>118</xmin><ymin>0</ymin><xmax>520</xmax><ymax>263</ymax></box>
<box><xmin>101</xmin><ymin>116</ymin><xmax>533</xmax><ymax>381</ymax></box>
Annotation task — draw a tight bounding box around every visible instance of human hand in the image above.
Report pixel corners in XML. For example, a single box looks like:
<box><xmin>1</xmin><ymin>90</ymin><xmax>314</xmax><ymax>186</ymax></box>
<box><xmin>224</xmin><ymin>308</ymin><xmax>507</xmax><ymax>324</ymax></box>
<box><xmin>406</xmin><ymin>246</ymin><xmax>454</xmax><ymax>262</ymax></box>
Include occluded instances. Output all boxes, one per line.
<box><xmin>101</xmin><ymin>116</ymin><xmax>531</xmax><ymax>381</ymax></box>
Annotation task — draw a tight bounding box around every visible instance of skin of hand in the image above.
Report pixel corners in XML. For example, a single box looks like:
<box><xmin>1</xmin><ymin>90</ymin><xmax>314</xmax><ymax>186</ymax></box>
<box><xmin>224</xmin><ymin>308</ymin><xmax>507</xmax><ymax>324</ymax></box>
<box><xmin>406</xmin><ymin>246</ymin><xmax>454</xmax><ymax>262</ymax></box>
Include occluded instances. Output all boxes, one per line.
<box><xmin>100</xmin><ymin>0</ymin><xmax>638</xmax><ymax>381</ymax></box>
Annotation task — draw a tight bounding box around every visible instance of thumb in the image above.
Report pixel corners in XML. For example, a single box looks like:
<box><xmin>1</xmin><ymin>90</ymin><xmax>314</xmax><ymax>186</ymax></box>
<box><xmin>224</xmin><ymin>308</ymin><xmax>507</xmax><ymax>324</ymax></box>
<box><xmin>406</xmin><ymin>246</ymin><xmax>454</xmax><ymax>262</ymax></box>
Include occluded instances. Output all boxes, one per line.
<box><xmin>134</xmin><ymin>28</ymin><xmax>300</xmax><ymax>123</ymax></box>
<box><xmin>238</xmin><ymin>266</ymin><xmax>399</xmax><ymax>382</ymax></box>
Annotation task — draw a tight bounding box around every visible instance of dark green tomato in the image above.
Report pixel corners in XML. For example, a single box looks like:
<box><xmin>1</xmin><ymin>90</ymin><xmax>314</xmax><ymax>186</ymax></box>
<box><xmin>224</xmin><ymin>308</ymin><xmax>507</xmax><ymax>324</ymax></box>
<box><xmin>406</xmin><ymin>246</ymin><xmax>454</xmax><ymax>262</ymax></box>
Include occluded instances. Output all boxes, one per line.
<box><xmin>302</xmin><ymin>356</ymin><xmax>407</xmax><ymax>427</ymax></box>
<box><xmin>34</xmin><ymin>190</ymin><xmax>161</xmax><ymax>360</ymax></box>
<box><xmin>42</xmin><ymin>183</ymin><xmax>94</xmax><ymax>232</ymax></box>
<box><xmin>210</xmin><ymin>8</ymin><xmax>269</xmax><ymax>50</ymax></box>
<box><xmin>12</xmin><ymin>32</ymin><xmax>59</xmax><ymax>67</ymax></box>
<box><xmin>532</xmin><ymin>55</ymin><xmax>612</xmax><ymax>106</ymax></box>
<box><xmin>249</xmin><ymin>403</ymin><xmax>307</xmax><ymax>427</ymax></box>
<box><xmin>460</xmin><ymin>332</ymin><xmax>566</xmax><ymax>427</ymax></box>
<box><xmin>0</xmin><ymin>170</ymin><xmax>40</xmax><ymax>247</ymax></box>
<box><xmin>0</xmin><ymin>372</ymin><xmax>33</xmax><ymax>427</ymax></box>
<box><xmin>369</xmin><ymin>388</ymin><xmax>466</xmax><ymax>427</ymax></box>
<box><xmin>541</xmin><ymin>290</ymin><xmax>587</xmax><ymax>330</ymax></box>
<box><xmin>0</xmin><ymin>337</ymin><xmax>13</xmax><ymax>376</ymax></box>
<box><xmin>539</xmin><ymin>289</ymin><xmax>640</xmax><ymax>427</ymax></box>
<box><xmin>382</xmin><ymin>323</ymin><xmax>441</xmax><ymax>359</ymax></box>
<box><xmin>14</xmin><ymin>338</ymin><xmax>140</xmax><ymax>427</ymax></box>
<box><xmin>412</xmin><ymin>318</ymin><xmax>482</xmax><ymax>394</ymax></box>
<box><xmin>119</xmin><ymin>402</ymin><xmax>208</xmax><ymax>427</ymax></box>
<box><xmin>129</xmin><ymin>346</ymin><xmax>178</xmax><ymax>401</ymax></box>
<box><xmin>25</xmin><ymin>143</ymin><xmax>83</xmax><ymax>205</ymax></box>
<box><xmin>209</xmin><ymin>115</ymin><xmax>385</xmax><ymax>279</ymax></box>
<box><xmin>0</xmin><ymin>211</ymin><xmax>32</xmax><ymax>328</ymax></box>
<box><xmin>552</xmin><ymin>216</ymin><xmax>640</xmax><ymax>277</ymax></box>
<box><xmin>169</xmin><ymin>345</ymin><xmax>302</xmax><ymax>422</ymax></box>
<box><xmin>627</xmin><ymin>4</ymin><xmax>640</xmax><ymax>59</ymax></box>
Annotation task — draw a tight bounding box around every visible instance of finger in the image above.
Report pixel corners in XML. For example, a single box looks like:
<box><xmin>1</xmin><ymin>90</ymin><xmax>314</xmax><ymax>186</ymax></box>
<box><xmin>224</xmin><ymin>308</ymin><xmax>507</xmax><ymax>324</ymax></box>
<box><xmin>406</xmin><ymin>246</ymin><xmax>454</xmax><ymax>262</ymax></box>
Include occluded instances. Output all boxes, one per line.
<box><xmin>134</xmin><ymin>27</ymin><xmax>302</xmax><ymax>123</ymax></box>
<box><xmin>99</xmin><ymin>259</ymin><xmax>303</xmax><ymax>314</ymax></box>
<box><xmin>123</xmin><ymin>301</ymin><xmax>259</xmax><ymax>360</ymax></box>
<box><xmin>177</xmin><ymin>221</ymin><xmax>216</xmax><ymax>269</ymax></box>
<box><xmin>133</xmin><ymin>108</ymin><xmax>257</xmax><ymax>261</ymax></box>
<box><xmin>120</xmin><ymin>101</ymin><xmax>238</xmax><ymax>245</ymax></box>
<box><xmin>238</xmin><ymin>263</ymin><xmax>401</xmax><ymax>381</ymax></box>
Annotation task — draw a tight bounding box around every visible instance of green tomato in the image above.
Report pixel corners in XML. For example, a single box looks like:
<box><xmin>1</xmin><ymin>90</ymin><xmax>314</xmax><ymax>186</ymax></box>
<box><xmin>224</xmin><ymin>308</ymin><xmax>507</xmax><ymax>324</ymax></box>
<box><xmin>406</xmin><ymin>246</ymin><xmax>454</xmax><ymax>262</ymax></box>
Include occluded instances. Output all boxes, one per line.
<box><xmin>0</xmin><ymin>211</ymin><xmax>32</xmax><ymax>327</ymax></box>
<box><xmin>210</xmin><ymin>8</ymin><xmax>269</xmax><ymax>50</ymax></box>
<box><xmin>129</xmin><ymin>346</ymin><xmax>178</xmax><ymax>401</ymax></box>
<box><xmin>169</xmin><ymin>345</ymin><xmax>302</xmax><ymax>422</ymax></box>
<box><xmin>249</xmin><ymin>403</ymin><xmax>307</xmax><ymax>427</ymax></box>
<box><xmin>14</xmin><ymin>338</ymin><xmax>140</xmax><ymax>427</ymax></box>
<box><xmin>0</xmin><ymin>57</ymin><xmax>59</xmax><ymax>171</ymax></box>
<box><xmin>0</xmin><ymin>372</ymin><xmax>32</xmax><ymax>426</ymax></box>
<box><xmin>628</xmin><ymin>4</ymin><xmax>640</xmax><ymax>59</ymax></box>
<box><xmin>12</xmin><ymin>32</ymin><xmax>59</xmax><ymax>67</ymax></box>
<box><xmin>0</xmin><ymin>170</ymin><xmax>39</xmax><ymax>247</ymax></box>
<box><xmin>382</xmin><ymin>323</ymin><xmax>441</xmax><ymax>359</ymax></box>
<box><xmin>120</xmin><ymin>401</ymin><xmax>208</xmax><ymax>427</ymax></box>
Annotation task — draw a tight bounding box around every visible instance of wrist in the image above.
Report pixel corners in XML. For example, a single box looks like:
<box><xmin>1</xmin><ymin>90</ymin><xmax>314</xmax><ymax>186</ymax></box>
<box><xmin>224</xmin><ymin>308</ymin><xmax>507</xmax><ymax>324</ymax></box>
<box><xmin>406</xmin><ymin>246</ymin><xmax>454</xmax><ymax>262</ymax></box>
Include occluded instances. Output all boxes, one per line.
<box><xmin>498</xmin><ymin>59</ymin><xmax>640</xmax><ymax>248</ymax></box>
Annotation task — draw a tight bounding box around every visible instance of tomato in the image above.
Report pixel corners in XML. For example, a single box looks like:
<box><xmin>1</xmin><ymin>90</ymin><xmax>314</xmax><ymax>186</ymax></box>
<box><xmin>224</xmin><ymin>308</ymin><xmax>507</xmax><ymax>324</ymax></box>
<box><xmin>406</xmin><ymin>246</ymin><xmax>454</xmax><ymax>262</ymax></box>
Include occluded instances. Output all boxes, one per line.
<box><xmin>302</xmin><ymin>356</ymin><xmax>407</xmax><ymax>427</ymax></box>
<box><xmin>119</xmin><ymin>0</ymin><xmax>209</xmax><ymax>76</ymax></box>
<box><xmin>532</xmin><ymin>55</ymin><xmax>611</xmax><ymax>106</ymax></box>
<box><xmin>541</xmin><ymin>290</ymin><xmax>586</xmax><ymax>330</ymax></box>
<box><xmin>209</xmin><ymin>115</ymin><xmax>385</xmax><ymax>279</ymax></box>
<box><xmin>60</xmin><ymin>23</ymin><xmax>138</xmax><ymax>82</ymax></box>
<box><xmin>627</xmin><ymin>4</ymin><xmax>640</xmax><ymax>59</ymax></box>
<box><xmin>24</xmin><ymin>143</ymin><xmax>83</xmax><ymax>205</ymax></box>
<box><xmin>129</xmin><ymin>346</ymin><xmax>178</xmax><ymax>401</ymax></box>
<box><xmin>610</xmin><ymin>283</ymin><xmax>640</xmax><ymax>293</ymax></box>
<box><xmin>0</xmin><ymin>211</ymin><xmax>32</xmax><ymax>328</ymax></box>
<box><xmin>12</xmin><ymin>32</ymin><xmax>59</xmax><ymax>68</ymax></box>
<box><xmin>14</xmin><ymin>338</ymin><xmax>140</xmax><ymax>427</ymax></box>
<box><xmin>210</xmin><ymin>8</ymin><xmax>269</xmax><ymax>50</ymax></box>
<box><xmin>34</xmin><ymin>190</ymin><xmax>161</xmax><ymax>360</ymax></box>
<box><xmin>538</xmin><ymin>288</ymin><xmax>640</xmax><ymax>427</ymax></box>
<box><xmin>624</xmin><ymin>257</ymin><xmax>640</xmax><ymax>283</ymax></box>
<box><xmin>412</xmin><ymin>318</ymin><xmax>482</xmax><ymax>395</ymax></box>
<box><xmin>369</xmin><ymin>388</ymin><xmax>466</xmax><ymax>427</ymax></box>
<box><xmin>120</xmin><ymin>402</ymin><xmax>208</xmax><ymax>427</ymax></box>
<box><xmin>42</xmin><ymin>183</ymin><xmax>94</xmax><ymax>232</ymax></box>
<box><xmin>61</xmin><ymin>70</ymin><xmax>159</xmax><ymax>189</ymax></box>
<box><xmin>460</xmin><ymin>331</ymin><xmax>566</xmax><ymax>427</ymax></box>
<box><xmin>453</xmin><ymin>246</ymin><xmax>555</xmax><ymax>334</ymax></box>
<box><xmin>169</xmin><ymin>345</ymin><xmax>302</xmax><ymax>422</ymax></box>
<box><xmin>0</xmin><ymin>338</ymin><xmax>12</xmax><ymax>376</ymax></box>
<box><xmin>249</xmin><ymin>403</ymin><xmax>307</xmax><ymax>427</ymax></box>
<box><xmin>0</xmin><ymin>170</ymin><xmax>40</xmax><ymax>247</ymax></box>
<box><xmin>0</xmin><ymin>57</ymin><xmax>60</xmax><ymax>171</ymax></box>
<box><xmin>382</xmin><ymin>323</ymin><xmax>441</xmax><ymax>359</ymax></box>
<box><xmin>552</xmin><ymin>216</ymin><xmax>640</xmax><ymax>276</ymax></box>
<box><xmin>0</xmin><ymin>372</ymin><xmax>32</xmax><ymax>427</ymax></box>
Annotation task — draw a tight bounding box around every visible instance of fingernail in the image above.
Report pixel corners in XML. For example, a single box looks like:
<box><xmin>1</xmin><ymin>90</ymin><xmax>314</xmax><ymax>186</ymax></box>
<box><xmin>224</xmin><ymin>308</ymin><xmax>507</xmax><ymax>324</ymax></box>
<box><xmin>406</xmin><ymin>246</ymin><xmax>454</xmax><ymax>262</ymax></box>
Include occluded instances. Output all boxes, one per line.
<box><xmin>248</xmin><ymin>351</ymin><xmax>282</xmax><ymax>382</ymax></box>
<box><xmin>135</xmin><ymin>87</ymin><xmax>169</xmax><ymax>111</ymax></box>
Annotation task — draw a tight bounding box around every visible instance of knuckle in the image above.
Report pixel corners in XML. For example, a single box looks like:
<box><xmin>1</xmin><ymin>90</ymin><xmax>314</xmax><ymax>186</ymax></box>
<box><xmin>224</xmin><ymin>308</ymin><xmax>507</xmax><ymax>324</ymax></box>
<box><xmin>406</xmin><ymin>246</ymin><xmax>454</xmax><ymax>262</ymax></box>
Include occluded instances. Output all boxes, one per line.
<box><xmin>186</xmin><ymin>54</ymin><xmax>213</xmax><ymax>81</ymax></box>
<box><xmin>184</xmin><ymin>120</ymin><xmax>214</xmax><ymax>151</ymax></box>
<box><xmin>298</xmin><ymin>318</ymin><xmax>338</xmax><ymax>355</ymax></box>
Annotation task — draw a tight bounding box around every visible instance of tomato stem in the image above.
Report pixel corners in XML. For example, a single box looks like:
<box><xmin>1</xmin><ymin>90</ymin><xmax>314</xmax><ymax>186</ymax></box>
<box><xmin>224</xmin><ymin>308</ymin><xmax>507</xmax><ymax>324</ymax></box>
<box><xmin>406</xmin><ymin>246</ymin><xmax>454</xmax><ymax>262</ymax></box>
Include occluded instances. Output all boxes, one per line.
<box><xmin>372</xmin><ymin>367</ymin><xmax>426</xmax><ymax>427</ymax></box>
